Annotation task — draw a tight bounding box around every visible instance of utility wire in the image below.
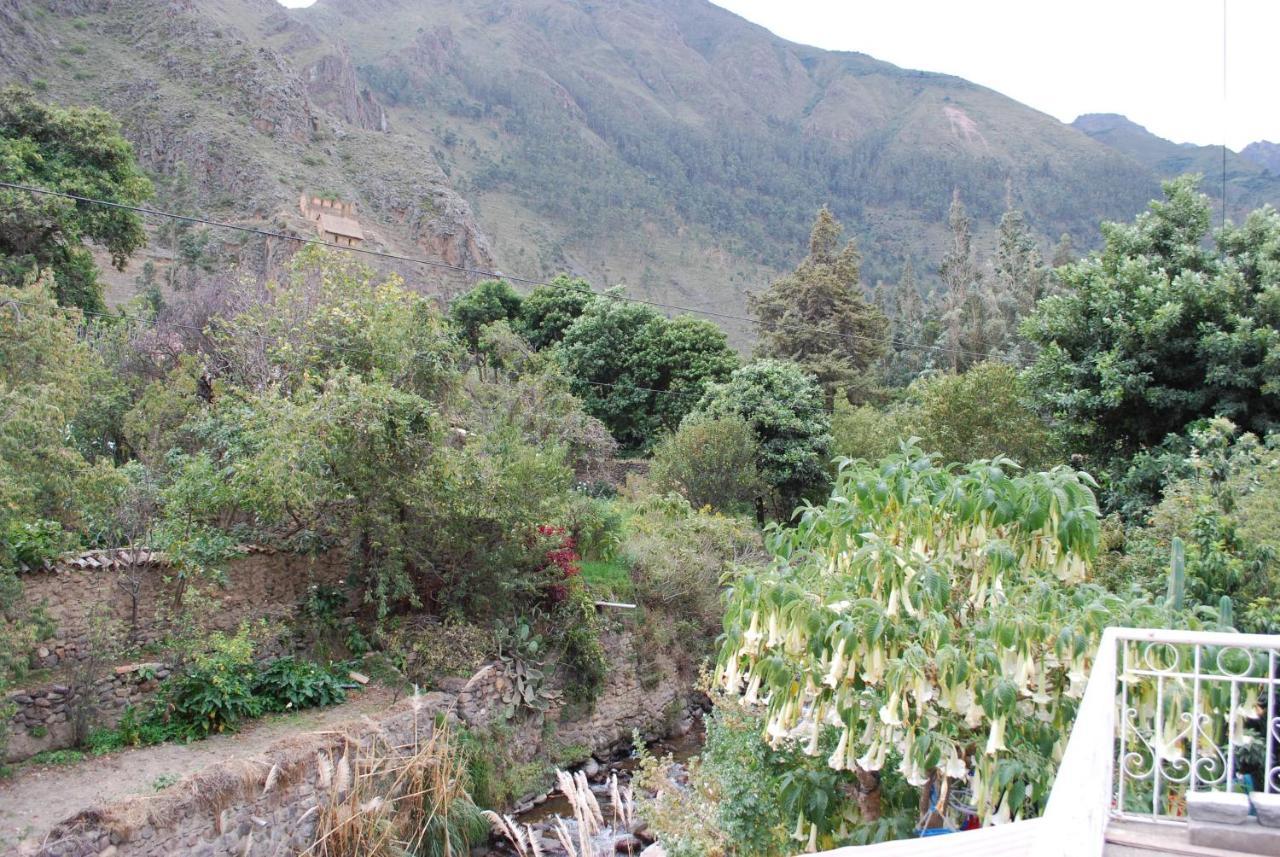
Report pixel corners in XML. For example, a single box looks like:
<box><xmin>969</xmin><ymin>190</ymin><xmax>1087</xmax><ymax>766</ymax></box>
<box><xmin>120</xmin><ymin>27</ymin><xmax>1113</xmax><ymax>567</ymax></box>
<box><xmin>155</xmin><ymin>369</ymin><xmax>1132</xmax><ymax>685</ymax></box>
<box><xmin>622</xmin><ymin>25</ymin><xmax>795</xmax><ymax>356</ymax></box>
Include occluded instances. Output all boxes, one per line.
<box><xmin>0</xmin><ymin>180</ymin><xmax>997</xmax><ymax>362</ymax></box>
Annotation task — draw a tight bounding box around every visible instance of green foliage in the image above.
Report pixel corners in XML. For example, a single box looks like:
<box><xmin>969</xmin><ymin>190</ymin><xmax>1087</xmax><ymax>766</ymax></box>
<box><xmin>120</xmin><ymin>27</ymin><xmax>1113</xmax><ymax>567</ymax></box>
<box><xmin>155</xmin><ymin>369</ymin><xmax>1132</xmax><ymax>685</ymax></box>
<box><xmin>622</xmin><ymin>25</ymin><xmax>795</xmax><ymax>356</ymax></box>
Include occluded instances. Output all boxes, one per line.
<box><xmin>559</xmin><ymin>292</ymin><xmax>739</xmax><ymax>449</ymax></box>
<box><xmin>903</xmin><ymin>363</ymin><xmax>1060</xmax><ymax>469</ymax></box>
<box><xmin>833</xmin><ymin>363</ymin><xmax>1061</xmax><ymax>471</ymax></box>
<box><xmin>152</xmin><ymin>627</ymin><xmax>263</xmax><ymax>738</ymax></box>
<box><xmin>448</xmin><ymin>278</ymin><xmax>523</xmax><ymax>355</ymax></box>
<box><xmin>1098</xmin><ymin>419</ymin><xmax>1280</xmax><ymax>632</ymax></box>
<box><xmin>215</xmin><ymin>248</ymin><xmax>461</xmax><ymax>398</ymax></box>
<box><xmin>252</xmin><ymin>657</ymin><xmax>348</xmax><ymax>712</ymax></box>
<box><xmin>146</xmin><ymin>629</ymin><xmax>347</xmax><ymax>741</ymax></box>
<box><xmin>716</xmin><ymin>445</ymin><xmax>1165</xmax><ymax>835</ymax></box>
<box><xmin>623</xmin><ymin>493</ymin><xmax>763</xmax><ymax>651</ymax></box>
<box><xmin>0</xmin><ymin>87</ymin><xmax>150</xmax><ymax>313</ymax></box>
<box><xmin>1024</xmin><ymin>176</ymin><xmax>1280</xmax><ymax>451</ymax></box>
<box><xmin>518</xmin><ymin>274</ymin><xmax>594</xmax><ymax>349</ymax></box>
<box><xmin>692</xmin><ymin>359</ymin><xmax>832</xmax><ymax>513</ymax></box>
<box><xmin>28</xmin><ymin>748</ymin><xmax>86</xmax><ymax>767</ymax></box>
<box><xmin>749</xmin><ymin>208</ymin><xmax>887</xmax><ymax>401</ymax></box>
<box><xmin>554</xmin><ymin>582</ymin><xmax>608</xmax><ymax>706</ymax></box>
<box><xmin>651</xmin><ymin>415</ymin><xmax>764</xmax><ymax>514</ymax></box>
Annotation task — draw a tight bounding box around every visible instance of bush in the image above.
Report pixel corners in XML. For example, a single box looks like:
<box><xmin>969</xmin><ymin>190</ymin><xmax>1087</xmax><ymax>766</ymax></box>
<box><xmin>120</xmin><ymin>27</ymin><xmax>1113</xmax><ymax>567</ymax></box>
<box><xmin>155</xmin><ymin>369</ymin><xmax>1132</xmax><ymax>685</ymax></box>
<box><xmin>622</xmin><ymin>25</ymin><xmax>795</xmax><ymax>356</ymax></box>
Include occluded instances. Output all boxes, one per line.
<box><xmin>651</xmin><ymin>416</ymin><xmax>764</xmax><ymax>513</ymax></box>
<box><xmin>830</xmin><ymin>399</ymin><xmax>914</xmax><ymax>463</ymax></box>
<box><xmin>691</xmin><ymin>359</ymin><xmax>832</xmax><ymax>513</ymax></box>
<box><xmin>153</xmin><ymin>628</ymin><xmax>262</xmax><ymax>738</ymax></box>
<box><xmin>623</xmin><ymin>494</ymin><xmax>763</xmax><ymax>645</ymax></box>
<box><xmin>252</xmin><ymin>657</ymin><xmax>347</xmax><ymax>712</ymax></box>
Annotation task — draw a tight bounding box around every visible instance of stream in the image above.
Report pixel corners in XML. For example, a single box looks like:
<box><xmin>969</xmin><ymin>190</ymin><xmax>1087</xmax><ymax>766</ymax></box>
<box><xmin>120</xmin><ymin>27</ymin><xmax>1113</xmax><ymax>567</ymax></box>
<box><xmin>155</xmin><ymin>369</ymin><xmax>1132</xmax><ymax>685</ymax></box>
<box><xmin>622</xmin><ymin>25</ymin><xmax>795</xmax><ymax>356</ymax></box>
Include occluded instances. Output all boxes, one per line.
<box><xmin>482</xmin><ymin>716</ymin><xmax>706</xmax><ymax>856</ymax></box>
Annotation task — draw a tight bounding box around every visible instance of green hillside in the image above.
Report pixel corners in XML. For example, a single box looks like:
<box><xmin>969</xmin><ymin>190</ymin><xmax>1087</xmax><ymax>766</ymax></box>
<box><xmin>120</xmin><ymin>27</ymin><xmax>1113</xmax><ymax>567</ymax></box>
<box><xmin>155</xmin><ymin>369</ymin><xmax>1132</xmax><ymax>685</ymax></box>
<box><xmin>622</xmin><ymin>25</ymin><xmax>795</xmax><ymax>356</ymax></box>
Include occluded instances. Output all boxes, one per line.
<box><xmin>2</xmin><ymin>0</ymin><xmax>1272</xmax><ymax>338</ymax></box>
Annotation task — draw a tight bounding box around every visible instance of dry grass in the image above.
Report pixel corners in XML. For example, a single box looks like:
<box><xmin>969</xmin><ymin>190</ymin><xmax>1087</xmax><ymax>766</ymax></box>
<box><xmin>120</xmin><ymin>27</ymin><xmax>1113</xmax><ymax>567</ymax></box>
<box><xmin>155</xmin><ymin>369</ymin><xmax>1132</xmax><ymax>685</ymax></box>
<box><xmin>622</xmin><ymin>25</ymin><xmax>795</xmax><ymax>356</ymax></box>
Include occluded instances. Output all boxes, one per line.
<box><xmin>306</xmin><ymin>714</ymin><xmax>486</xmax><ymax>857</ymax></box>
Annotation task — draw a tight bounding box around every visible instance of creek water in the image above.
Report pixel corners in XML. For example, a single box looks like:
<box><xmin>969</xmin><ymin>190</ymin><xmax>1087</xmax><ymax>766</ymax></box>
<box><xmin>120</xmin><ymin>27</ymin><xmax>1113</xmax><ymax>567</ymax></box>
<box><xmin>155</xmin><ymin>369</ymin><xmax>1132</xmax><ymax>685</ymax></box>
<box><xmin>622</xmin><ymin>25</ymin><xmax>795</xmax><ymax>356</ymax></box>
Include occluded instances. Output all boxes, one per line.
<box><xmin>484</xmin><ymin>717</ymin><xmax>706</xmax><ymax>855</ymax></box>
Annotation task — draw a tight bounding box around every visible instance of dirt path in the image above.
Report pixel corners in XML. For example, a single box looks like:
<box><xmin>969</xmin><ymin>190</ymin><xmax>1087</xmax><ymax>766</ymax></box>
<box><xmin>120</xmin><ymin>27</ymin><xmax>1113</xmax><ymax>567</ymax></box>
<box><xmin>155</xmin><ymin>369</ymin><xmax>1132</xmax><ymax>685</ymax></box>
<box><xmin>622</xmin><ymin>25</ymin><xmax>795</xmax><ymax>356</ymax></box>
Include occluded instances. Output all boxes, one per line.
<box><xmin>0</xmin><ymin>685</ymin><xmax>395</xmax><ymax>852</ymax></box>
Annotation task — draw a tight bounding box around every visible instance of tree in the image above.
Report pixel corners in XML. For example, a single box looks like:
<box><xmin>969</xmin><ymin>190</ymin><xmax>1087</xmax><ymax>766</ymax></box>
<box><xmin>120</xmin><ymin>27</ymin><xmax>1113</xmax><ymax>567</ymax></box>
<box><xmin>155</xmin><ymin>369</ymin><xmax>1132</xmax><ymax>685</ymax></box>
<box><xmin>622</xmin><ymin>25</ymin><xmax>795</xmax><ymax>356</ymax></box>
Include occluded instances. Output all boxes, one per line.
<box><xmin>692</xmin><ymin>360</ymin><xmax>832</xmax><ymax>513</ymax></box>
<box><xmin>749</xmin><ymin>208</ymin><xmax>887</xmax><ymax>401</ymax></box>
<box><xmin>715</xmin><ymin>447</ymin><xmax>1161</xmax><ymax>845</ymax></box>
<box><xmin>879</xmin><ymin>260</ymin><xmax>941</xmax><ymax>387</ymax></box>
<box><xmin>0</xmin><ymin>87</ymin><xmax>152</xmax><ymax>313</ymax></box>
<box><xmin>990</xmin><ymin>209</ymin><xmax>1049</xmax><ymax>366</ymax></box>
<box><xmin>651</xmin><ymin>416</ymin><xmax>764</xmax><ymax>513</ymax></box>
<box><xmin>646</xmin><ymin>315</ymin><xmax>740</xmax><ymax>431</ymax></box>
<box><xmin>448</xmin><ymin>278</ymin><xmax>523</xmax><ymax>375</ymax></box>
<box><xmin>0</xmin><ymin>273</ymin><xmax>122</xmax><ymax>536</ymax></box>
<box><xmin>937</xmin><ymin>192</ymin><xmax>1005</xmax><ymax>371</ymax></box>
<box><xmin>215</xmin><ymin>248</ymin><xmax>460</xmax><ymax>398</ymax></box>
<box><xmin>559</xmin><ymin>292</ymin><xmax>737</xmax><ymax>449</ymax></box>
<box><xmin>518</xmin><ymin>274</ymin><xmax>595</xmax><ymax>349</ymax></box>
<box><xmin>907</xmin><ymin>363</ymin><xmax>1060</xmax><ymax>469</ymax></box>
<box><xmin>1023</xmin><ymin>176</ymin><xmax>1280</xmax><ymax>452</ymax></box>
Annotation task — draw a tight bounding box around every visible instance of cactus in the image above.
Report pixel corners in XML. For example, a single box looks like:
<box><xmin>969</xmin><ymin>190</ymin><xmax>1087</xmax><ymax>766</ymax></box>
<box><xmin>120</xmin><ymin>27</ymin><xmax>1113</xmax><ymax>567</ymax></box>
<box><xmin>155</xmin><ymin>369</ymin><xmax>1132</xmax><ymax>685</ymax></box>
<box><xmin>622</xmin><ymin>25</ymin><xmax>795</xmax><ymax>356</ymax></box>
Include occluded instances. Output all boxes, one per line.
<box><xmin>1219</xmin><ymin>595</ymin><xmax>1235</xmax><ymax>628</ymax></box>
<box><xmin>1168</xmin><ymin>537</ymin><xmax>1186</xmax><ymax>612</ymax></box>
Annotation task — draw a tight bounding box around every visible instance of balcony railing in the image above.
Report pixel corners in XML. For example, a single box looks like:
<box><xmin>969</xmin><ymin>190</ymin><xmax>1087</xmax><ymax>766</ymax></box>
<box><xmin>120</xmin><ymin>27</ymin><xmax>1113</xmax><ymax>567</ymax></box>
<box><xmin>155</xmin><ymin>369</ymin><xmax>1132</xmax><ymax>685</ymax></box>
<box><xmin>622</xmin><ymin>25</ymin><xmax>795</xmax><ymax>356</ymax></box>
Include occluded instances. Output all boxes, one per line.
<box><xmin>820</xmin><ymin>627</ymin><xmax>1280</xmax><ymax>856</ymax></box>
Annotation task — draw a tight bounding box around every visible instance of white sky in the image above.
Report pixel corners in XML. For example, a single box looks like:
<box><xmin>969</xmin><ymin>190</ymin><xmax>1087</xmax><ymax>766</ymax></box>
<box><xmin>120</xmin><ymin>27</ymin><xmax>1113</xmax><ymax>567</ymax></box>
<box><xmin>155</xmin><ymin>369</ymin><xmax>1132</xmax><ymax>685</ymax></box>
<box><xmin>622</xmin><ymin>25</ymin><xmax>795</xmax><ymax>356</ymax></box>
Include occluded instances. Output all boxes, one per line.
<box><xmin>277</xmin><ymin>0</ymin><xmax>1279</xmax><ymax>150</ymax></box>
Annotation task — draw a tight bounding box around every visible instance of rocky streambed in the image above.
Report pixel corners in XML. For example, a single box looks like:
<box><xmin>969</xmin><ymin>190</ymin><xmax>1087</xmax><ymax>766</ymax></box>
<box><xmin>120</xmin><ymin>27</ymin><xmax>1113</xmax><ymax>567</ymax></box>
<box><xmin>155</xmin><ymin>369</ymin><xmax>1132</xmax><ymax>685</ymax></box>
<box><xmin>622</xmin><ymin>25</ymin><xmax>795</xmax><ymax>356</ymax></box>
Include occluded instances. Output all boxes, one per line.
<box><xmin>482</xmin><ymin>713</ymin><xmax>706</xmax><ymax>857</ymax></box>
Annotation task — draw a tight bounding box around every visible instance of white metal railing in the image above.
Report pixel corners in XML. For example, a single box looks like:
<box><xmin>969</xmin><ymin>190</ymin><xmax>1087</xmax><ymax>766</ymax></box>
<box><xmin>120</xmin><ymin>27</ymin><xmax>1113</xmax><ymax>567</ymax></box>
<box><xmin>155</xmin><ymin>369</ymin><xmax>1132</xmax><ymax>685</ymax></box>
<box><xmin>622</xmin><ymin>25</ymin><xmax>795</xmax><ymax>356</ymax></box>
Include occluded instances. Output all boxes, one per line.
<box><xmin>820</xmin><ymin>627</ymin><xmax>1280</xmax><ymax>856</ymax></box>
<box><xmin>1110</xmin><ymin>627</ymin><xmax>1280</xmax><ymax>824</ymax></box>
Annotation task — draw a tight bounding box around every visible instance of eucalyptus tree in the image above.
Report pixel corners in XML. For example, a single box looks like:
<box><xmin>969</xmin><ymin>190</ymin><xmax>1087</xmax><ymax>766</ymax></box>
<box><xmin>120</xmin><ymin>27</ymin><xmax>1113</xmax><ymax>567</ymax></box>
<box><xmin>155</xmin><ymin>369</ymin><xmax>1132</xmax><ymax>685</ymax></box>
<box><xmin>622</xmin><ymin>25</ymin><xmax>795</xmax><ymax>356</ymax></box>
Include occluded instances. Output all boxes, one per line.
<box><xmin>715</xmin><ymin>446</ymin><xmax>1162</xmax><ymax>845</ymax></box>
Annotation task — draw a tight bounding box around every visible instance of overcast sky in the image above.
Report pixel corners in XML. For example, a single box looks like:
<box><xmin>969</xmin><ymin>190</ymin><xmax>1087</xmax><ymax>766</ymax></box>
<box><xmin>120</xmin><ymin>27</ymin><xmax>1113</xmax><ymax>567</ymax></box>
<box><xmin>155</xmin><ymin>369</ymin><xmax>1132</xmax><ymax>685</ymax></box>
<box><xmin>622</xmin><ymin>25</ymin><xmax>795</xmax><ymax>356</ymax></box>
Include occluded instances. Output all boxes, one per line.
<box><xmin>277</xmin><ymin>0</ymin><xmax>1278</xmax><ymax>150</ymax></box>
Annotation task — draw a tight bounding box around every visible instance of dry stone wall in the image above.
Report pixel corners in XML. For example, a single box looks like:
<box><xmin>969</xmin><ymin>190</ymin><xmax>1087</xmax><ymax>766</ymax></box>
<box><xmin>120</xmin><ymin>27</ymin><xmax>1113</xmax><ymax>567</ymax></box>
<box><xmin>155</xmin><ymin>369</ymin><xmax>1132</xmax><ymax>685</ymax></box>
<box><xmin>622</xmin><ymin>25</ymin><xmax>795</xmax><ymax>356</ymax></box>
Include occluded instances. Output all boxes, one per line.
<box><xmin>20</xmin><ymin>548</ymin><xmax>349</xmax><ymax>670</ymax></box>
<box><xmin>27</xmin><ymin>629</ymin><xmax>696</xmax><ymax>857</ymax></box>
<box><xmin>7</xmin><ymin>549</ymin><xmax>350</xmax><ymax>762</ymax></box>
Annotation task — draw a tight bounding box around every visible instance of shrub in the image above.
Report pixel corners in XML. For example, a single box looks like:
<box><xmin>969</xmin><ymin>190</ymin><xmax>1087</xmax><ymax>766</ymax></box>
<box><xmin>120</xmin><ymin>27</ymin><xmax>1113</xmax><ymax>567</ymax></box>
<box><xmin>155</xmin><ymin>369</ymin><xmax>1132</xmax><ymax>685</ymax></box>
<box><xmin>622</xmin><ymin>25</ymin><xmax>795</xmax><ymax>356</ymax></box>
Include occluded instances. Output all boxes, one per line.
<box><xmin>691</xmin><ymin>359</ymin><xmax>832</xmax><ymax>514</ymax></box>
<box><xmin>153</xmin><ymin>627</ymin><xmax>262</xmax><ymax>738</ymax></box>
<box><xmin>252</xmin><ymin>657</ymin><xmax>347</xmax><ymax>712</ymax></box>
<box><xmin>651</xmin><ymin>415</ymin><xmax>764</xmax><ymax>514</ymax></box>
<box><xmin>623</xmin><ymin>494</ymin><xmax>763</xmax><ymax>648</ymax></box>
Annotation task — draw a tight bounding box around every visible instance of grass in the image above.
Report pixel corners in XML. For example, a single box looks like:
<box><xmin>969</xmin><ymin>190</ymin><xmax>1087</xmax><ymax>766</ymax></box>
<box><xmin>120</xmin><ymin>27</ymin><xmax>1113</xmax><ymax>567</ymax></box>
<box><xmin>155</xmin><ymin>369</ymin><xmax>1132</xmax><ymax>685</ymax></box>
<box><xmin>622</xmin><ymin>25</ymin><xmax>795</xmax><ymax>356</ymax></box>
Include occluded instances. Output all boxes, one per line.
<box><xmin>28</xmin><ymin>749</ymin><xmax>86</xmax><ymax>767</ymax></box>
<box><xmin>579</xmin><ymin>559</ymin><xmax>634</xmax><ymax>601</ymax></box>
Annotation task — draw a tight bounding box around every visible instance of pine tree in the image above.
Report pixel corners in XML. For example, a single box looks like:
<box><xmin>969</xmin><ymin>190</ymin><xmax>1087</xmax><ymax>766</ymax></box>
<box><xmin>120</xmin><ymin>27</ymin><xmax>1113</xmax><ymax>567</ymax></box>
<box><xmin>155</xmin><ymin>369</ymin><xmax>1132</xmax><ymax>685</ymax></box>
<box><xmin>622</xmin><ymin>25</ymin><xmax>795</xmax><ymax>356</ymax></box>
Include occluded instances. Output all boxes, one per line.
<box><xmin>748</xmin><ymin>208</ymin><xmax>887</xmax><ymax>402</ymax></box>
<box><xmin>937</xmin><ymin>192</ymin><xmax>1003</xmax><ymax>371</ymax></box>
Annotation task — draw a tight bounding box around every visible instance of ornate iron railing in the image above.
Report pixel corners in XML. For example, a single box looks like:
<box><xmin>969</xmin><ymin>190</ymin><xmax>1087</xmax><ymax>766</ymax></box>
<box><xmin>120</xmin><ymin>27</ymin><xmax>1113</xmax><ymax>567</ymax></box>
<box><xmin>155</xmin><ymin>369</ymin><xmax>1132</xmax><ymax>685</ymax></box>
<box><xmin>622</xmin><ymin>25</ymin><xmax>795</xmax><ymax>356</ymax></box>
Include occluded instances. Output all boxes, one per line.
<box><xmin>819</xmin><ymin>628</ymin><xmax>1280</xmax><ymax>856</ymax></box>
<box><xmin>1113</xmin><ymin>628</ymin><xmax>1280</xmax><ymax>824</ymax></box>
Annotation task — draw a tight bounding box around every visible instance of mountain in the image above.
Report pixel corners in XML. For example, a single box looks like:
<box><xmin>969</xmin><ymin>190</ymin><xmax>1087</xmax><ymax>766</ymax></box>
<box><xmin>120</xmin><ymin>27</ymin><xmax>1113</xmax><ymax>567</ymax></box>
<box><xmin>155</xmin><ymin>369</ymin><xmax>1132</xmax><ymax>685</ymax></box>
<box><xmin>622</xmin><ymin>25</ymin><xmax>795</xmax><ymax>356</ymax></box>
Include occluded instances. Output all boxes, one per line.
<box><xmin>1072</xmin><ymin>113</ymin><xmax>1280</xmax><ymax>212</ymax></box>
<box><xmin>0</xmin><ymin>0</ymin><xmax>492</xmax><ymax>302</ymax></box>
<box><xmin>1242</xmin><ymin>141</ymin><xmax>1280</xmax><ymax>175</ymax></box>
<box><xmin>0</xmin><ymin>0</ymin><xmax>1271</xmax><ymax>340</ymax></box>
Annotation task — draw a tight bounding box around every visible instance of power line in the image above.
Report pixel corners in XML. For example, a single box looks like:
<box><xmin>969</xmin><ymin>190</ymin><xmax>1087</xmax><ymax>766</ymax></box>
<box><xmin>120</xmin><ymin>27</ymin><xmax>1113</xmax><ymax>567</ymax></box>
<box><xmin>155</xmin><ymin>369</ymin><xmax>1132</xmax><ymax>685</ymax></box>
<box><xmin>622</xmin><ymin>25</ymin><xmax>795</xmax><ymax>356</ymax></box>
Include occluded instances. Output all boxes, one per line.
<box><xmin>0</xmin><ymin>180</ymin><xmax>997</xmax><ymax>362</ymax></box>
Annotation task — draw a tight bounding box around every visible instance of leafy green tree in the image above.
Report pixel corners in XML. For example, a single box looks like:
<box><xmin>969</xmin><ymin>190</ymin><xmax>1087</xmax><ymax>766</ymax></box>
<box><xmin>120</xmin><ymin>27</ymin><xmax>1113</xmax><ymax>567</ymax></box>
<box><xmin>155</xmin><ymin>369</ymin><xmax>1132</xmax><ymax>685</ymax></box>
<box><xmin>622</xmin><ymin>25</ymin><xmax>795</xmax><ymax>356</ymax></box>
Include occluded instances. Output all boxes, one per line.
<box><xmin>651</xmin><ymin>416</ymin><xmax>764</xmax><ymax>513</ymax></box>
<box><xmin>518</xmin><ymin>274</ymin><xmax>595</xmax><ymax>349</ymax></box>
<box><xmin>215</xmin><ymin>248</ymin><xmax>460</xmax><ymax>397</ymax></box>
<box><xmin>1024</xmin><ymin>176</ymin><xmax>1280</xmax><ymax>451</ymax></box>
<box><xmin>693</xmin><ymin>360</ymin><xmax>832</xmax><ymax>513</ymax></box>
<box><xmin>879</xmin><ymin>260</ymin><xmax>941</xmax><ymax>387</ymax></box>
<box><xmin>448</xmin><ymin>278</ymin><xmax>523</xmax><ymax>373</ymax></box>
<box><xmin>715</xmin><ymin>446</ymin><xmax>1161</xmax><ymax>844</ymax></box>
<box><xmin>647</xmin><ymin>315</ymin><xmax>740</xmax><ymax>430</ymax></box>
<box><xmin>0</xmin><ymin>87</ymin><xmax>152</xmax><ymax>313</ymax></box>
<box><xmin>906</xmin><ymin>363</ymin><xmax>1060</xmax><ymax>469</ymax></box>
<box><xmin>749</xmin><ymin>208</ymin><xmax>888</xmax><ymax>401</ymax></box>
<box><xmin>0</xmin><ymin>273</ymin><xmax>122</xmax><ymax>535</ymax></box>
<box><xmin>559</xmin><ymin>292</ymin><xmax>736</xmax><ymax>449</ymax></box>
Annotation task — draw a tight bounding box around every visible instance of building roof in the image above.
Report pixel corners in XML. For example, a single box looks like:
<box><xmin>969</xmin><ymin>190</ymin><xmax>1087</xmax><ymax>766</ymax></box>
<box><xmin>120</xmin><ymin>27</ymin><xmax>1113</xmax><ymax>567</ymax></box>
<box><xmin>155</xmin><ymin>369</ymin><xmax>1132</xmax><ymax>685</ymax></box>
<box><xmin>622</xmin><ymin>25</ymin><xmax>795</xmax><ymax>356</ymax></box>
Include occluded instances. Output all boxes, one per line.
<box><xmin>317</xmin><ymin>212</ymin><xmax>365</xmax><ymax>241</ymax></box>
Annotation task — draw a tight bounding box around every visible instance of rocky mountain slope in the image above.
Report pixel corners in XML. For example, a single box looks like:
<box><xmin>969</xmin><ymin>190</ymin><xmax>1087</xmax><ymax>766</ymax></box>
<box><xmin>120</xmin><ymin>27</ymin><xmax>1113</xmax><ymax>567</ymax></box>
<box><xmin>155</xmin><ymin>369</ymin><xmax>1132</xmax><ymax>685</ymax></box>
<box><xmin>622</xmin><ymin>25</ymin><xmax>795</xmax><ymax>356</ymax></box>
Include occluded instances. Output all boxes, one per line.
<box><xmin>0</xmin><ymin>0</ymin><xmax>493</xmax><ymax>299</ymax></box>
<box><xmin>1242</xmin><ymin>140</ymin><xmax>1280</xmax><ymax>174</ymax></box>
<box><xmin>2</xmin><ymin>0</ymin><xmax>1275</xmax><ymax>336</ymax></box>
<box><xmin>1072</xmin><ymin>113</ymin><xmax>1280</xmax><ymax>212</ymax></box>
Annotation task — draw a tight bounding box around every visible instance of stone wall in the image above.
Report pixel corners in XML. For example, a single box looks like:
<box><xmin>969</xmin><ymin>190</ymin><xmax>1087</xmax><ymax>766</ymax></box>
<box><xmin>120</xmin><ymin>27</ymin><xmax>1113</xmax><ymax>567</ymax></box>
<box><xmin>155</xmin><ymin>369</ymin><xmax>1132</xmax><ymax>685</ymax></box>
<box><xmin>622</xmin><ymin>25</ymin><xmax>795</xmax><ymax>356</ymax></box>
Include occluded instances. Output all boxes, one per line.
<box><xmin>27</xmin><ymin>628</ymin><xmax>696</xmax><ymax>857</ymax></box>
<box><xmin>20</xmin><ymin>548</ymin><xmax>349</xmax><ymax>671</ymax></box>
<box><xmin>6</xmin><ymin>664</ymin><xmax>167</xmax><ymax>762</ymax></box>
<box><xmin>6</xmin><ymin>548</ymin><xmax>351</xmax><ymax>762</ymax></box>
